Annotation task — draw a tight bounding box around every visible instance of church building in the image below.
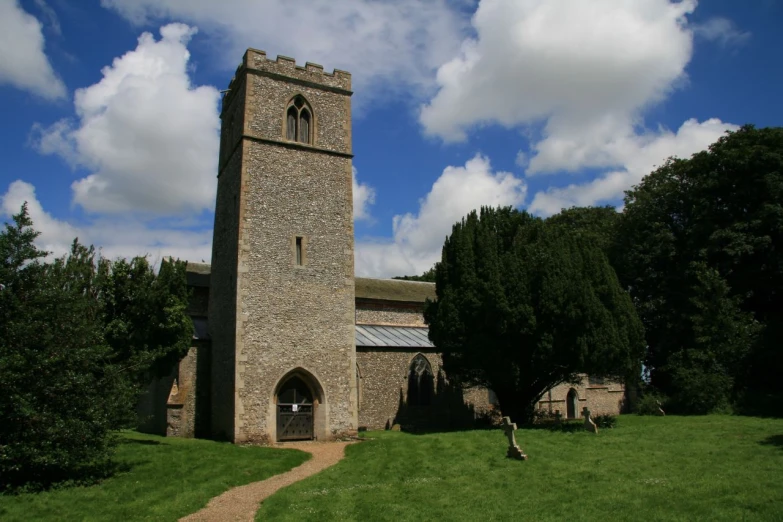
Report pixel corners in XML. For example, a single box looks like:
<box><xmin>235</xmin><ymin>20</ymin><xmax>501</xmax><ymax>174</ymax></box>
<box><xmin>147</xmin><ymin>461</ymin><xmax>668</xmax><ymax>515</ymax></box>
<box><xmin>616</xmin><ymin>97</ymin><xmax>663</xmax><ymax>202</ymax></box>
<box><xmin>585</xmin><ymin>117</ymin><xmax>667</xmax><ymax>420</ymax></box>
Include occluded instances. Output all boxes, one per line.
<box><xmin>138</xmin><ymin>49</ymin><xmax>626</xmax><ymax>443</ymax></box>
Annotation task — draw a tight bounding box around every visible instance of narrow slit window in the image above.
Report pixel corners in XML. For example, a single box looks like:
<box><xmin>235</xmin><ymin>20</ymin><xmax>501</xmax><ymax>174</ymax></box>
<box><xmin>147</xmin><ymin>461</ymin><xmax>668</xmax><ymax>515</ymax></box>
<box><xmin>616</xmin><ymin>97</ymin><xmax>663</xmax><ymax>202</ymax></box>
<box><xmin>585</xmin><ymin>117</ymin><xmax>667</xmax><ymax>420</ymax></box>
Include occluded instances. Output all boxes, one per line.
<box><xmin>295</xmin><ymin>236</ymin><xmax>303</xmax><ymax>266</ymax></box>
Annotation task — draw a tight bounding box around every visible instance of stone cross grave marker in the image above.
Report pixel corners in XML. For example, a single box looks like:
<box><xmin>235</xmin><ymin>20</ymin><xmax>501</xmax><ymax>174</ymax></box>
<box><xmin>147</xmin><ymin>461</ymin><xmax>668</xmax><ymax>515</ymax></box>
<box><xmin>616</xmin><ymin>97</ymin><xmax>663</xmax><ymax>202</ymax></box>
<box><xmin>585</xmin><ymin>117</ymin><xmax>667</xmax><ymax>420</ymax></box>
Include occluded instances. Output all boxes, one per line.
<box><xmin>500</xmin><ymin>416</ymin><xmax>528</xmax><ymax>460</ymax></box>
<box><xmin>582</xmin><ymin>407</ymin><xmax>598</xmax><ymax>434</ymax></box>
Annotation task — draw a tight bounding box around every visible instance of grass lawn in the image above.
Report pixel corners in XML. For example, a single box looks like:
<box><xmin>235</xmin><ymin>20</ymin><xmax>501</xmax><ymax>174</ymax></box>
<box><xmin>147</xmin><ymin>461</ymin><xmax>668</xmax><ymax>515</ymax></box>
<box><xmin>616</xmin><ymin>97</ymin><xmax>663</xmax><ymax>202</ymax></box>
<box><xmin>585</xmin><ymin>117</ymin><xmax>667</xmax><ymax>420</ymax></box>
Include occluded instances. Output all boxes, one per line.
<box><xmin>0</xmin><ymin>431</ymin><xmax>309</xmax><ymax>522</ymax></box>
<box><xmin>257</xmin><ymin>415</ymin><xmax>783</xmax><ymax>521</ymax></box>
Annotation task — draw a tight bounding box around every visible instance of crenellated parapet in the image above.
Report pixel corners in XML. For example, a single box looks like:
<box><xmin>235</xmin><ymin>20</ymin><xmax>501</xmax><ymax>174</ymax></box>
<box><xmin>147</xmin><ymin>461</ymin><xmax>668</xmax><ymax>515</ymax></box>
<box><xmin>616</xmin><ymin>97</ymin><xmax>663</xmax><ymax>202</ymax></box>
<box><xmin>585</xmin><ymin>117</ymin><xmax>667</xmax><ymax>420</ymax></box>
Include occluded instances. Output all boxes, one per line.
<box><xmin>221</xmin><ymin>48</ymin><xmax>352</xmax><ymax>115</ymax></box>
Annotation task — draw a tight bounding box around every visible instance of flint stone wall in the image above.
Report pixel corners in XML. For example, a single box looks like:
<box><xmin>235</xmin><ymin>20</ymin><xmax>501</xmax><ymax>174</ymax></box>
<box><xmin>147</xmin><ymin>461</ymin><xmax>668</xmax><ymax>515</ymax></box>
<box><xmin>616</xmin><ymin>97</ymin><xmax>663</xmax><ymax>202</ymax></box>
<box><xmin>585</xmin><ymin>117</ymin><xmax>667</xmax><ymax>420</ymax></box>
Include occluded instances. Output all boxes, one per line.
<box><xmin>225</xmin><ymin>51</ymin><xmax>356</xmax><ymax>443</ymax></box>
<box><xmin>355</xmin><ymin>302</ymin><xmax>426</xmax><ymax>327</ymax></box>
<box><xmin>537</xmin><ymin>377</ymin><xmax>626</xmax><ymax>417</ymax></box>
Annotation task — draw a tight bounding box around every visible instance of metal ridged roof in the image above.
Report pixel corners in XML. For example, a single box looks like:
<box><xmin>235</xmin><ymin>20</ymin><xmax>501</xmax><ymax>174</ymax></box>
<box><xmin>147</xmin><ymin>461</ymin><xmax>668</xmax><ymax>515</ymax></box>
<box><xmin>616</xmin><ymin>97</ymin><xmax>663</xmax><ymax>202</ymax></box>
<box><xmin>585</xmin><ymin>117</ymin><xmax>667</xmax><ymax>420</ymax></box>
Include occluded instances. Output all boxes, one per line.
<box><xmin>190</xmin><ymin>320</ymin><xmax>433</xmax><ymax>347</ymax></box>
<box><xmin>355</xmin><ymin>325</ymin><xmax>434</xmax><ymax>348</ymax></box>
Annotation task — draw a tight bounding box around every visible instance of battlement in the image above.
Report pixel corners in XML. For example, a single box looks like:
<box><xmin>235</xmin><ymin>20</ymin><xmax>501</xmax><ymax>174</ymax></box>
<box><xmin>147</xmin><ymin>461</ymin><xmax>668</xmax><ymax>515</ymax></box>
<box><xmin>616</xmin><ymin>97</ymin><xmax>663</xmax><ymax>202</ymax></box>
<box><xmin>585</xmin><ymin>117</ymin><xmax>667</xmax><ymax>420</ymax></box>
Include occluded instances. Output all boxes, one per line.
<box><xmin>222</xmin><ymin>48</ymin><xmax>352</xmax><ymax>109</ymax></box>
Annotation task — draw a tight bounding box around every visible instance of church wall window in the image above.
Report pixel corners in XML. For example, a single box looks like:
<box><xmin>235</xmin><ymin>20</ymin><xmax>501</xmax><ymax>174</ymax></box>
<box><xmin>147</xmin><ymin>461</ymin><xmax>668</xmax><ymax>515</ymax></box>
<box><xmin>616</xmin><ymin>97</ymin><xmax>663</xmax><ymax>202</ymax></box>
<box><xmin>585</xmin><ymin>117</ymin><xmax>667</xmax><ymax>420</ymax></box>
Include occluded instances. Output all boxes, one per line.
<box><xmin>407</xmin><ymin>354</ymin><xmax>434</xmax><ymax>407</ymax></box>
<box><xmin>286</xmin><ymin>107</ymin><xmax>297</xmax><ymax>141</ymax></box>
<box><xmin>285</xmin><ymin>95</ymin><xmax>313</xmax><ymax>145</ymax></box>
<box><xmin>294</xmin><ymin>236</ymin><xmax>305</xmax><ymax>266</ymax></box>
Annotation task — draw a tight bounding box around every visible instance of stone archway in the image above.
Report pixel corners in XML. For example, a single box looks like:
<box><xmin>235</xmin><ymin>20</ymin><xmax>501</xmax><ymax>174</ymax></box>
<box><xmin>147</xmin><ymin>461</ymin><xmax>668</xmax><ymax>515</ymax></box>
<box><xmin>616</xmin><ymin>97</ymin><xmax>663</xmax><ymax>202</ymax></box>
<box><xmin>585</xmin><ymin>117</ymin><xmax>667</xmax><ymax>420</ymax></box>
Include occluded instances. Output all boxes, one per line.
<box><xmin>274</xmin><ymin>369</ymin><xmax>326</xmax><ymax>442</ymax></box>
<box><xmin>567</xmin><ymin>388</ymin><xmax>579</xmax><ymax>419</ymax></box>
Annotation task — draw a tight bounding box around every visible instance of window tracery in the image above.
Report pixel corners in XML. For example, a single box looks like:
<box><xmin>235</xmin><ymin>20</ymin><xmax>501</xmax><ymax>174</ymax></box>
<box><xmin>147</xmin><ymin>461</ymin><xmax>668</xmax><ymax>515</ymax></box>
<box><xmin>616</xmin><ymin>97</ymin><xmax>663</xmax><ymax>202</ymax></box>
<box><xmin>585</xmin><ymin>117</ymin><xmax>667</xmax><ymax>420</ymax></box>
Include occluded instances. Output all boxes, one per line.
<box><xmin>285</xmin><ymin>95</ymin><xmax>313</xmax><ymax>144</ymax></box>
<box><xmin>407</xmin><ymin>354</ymin><xmax>434</xmax><ymax>407</ymax></box>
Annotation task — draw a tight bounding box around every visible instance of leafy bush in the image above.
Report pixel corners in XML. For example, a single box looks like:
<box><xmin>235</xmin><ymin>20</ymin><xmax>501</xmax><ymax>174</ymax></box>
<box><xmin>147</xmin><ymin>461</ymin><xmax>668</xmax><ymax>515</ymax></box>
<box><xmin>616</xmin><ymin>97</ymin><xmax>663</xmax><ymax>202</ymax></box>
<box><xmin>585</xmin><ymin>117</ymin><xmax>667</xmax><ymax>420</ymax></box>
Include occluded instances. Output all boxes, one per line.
<box><xmin>635</xmin><ymin>391</ymin><xmax>668</xmax><ymax>416</ymax></box>
<box><xmin>593</xmin><ymin>414</ymin><xmax>617</xmax><ymax>428</ymax></box>
<box><xmin>532</xmin><ymin>408</ymin><xmax>561</xmax><ymax>424</ymax></box>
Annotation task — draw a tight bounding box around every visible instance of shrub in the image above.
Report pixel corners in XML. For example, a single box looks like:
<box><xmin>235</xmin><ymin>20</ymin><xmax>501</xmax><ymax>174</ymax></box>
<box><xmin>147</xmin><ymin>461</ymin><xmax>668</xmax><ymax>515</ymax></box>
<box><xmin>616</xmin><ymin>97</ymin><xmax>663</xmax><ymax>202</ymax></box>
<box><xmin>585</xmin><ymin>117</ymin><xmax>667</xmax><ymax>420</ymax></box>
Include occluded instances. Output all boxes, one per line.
<box><xmin>635</xmin><ymin>391</ymin><xmax>668</xmax><ymax>416</ymax></box>
<box><xmin>593</xmin><ymin>414</ymin><xmax>617</xmax><ymax>429</ymax></box>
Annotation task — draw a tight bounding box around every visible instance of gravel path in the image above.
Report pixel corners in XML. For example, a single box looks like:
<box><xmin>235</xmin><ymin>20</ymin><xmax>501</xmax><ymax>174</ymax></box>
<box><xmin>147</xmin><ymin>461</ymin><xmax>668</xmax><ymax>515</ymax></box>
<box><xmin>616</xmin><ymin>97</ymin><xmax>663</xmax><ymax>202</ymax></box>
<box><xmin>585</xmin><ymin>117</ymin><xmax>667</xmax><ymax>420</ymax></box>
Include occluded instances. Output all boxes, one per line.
<box><xmin>179</xmin><ymin>440</ymin><xmax>354</xmax><ymax>522</ymax></box>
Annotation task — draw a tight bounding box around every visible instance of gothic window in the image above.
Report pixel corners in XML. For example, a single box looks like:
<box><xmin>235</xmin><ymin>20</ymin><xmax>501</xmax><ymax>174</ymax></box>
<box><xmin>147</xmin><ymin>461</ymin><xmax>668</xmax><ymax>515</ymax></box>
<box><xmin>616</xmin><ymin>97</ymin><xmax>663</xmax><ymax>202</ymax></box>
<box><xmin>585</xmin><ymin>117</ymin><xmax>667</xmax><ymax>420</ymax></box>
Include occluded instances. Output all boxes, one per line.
<box><xmin>286</xmin><ymin>107</ymin><xmax>297</xmax><ymax>141</ymax></box>
<box><xmin>285</xmin><ymin>95</ymin><xmax>313</xmax><ymax>145</ymax></box>
<box><xmin>299</xmin><ymin>109</ymin><xmax>310</xmax><ymax>143</ymax></box>
<box><xmin>407</xmin><ymin>354</ymin><xmax>434</xmax><ymax>407</ymax></box>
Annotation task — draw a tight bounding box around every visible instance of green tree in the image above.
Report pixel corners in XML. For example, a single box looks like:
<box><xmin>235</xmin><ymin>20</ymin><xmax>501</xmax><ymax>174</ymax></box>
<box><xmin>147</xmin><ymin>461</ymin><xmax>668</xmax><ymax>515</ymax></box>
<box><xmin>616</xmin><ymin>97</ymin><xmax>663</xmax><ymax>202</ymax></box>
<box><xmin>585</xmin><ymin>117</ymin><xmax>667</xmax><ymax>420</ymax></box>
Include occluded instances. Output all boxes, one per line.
<box><xmin>617</xmin><ymin>125</ymin><xmax>782</xmax><ymax>413</ymax></box>
<box><xmin>545</xmin><ymin>205</ymin><xmax>620</xmax><ymax>258</ymax></box>
<box><xmin>393</xmin><ymin>266</ymin><xmax>437</xmax><ymax>282</ymax></box>
<box><xmin>425</xmin><ymin>207</ymin><xmax>644</xmax><ymax>424</ymax></box>
<box><xmin>0</xmin><ymin>208</ymin><xmax>121</xmax><ymax>491</ymax></box>
<box><xmin>0</xmin><ymin>206</ymin><xmax>193</xmax><ymax>490</ymax></box>
<box><xmin>98</xmin><ymin>256</ymin><xmax>192</xmax><ymax>391</ymax></box>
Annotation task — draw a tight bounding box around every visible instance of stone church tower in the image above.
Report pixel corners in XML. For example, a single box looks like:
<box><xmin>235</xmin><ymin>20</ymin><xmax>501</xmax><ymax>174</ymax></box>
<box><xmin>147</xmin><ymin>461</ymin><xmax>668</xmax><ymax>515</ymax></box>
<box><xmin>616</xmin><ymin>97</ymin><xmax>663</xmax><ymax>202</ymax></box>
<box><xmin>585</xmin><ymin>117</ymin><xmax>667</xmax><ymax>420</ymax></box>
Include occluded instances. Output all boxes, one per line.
<box><xmin>209</xmin><ymin>49</ymin><xmax>357</xmax><ymax>443</ymax></box>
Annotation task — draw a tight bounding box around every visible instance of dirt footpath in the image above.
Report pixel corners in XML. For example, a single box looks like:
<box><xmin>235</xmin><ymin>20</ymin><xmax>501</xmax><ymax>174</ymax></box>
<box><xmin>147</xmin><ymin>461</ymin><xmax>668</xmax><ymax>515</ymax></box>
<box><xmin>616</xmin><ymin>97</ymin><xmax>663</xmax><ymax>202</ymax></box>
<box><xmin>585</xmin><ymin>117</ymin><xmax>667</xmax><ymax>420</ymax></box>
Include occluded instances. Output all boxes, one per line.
<box><xmin>180</xmin><ymin>441</ymin><xmax>353</xmax><ymax>522</ymax></box>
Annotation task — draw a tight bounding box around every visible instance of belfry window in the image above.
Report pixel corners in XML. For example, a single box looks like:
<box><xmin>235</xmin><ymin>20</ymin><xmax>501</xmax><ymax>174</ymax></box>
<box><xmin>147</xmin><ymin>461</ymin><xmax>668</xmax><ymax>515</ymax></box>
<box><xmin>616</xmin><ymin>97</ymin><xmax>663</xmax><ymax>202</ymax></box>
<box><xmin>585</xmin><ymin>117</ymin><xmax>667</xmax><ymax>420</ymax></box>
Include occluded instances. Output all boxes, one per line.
<box><xmin>407</xmin><ymin>354</ymin><xmax>434</xmax><ymax>407</ymax></box>
<box><xmin>285</xmin><ymin>95</ymin><xmax>313</xmax><ymax>145</ymax></box>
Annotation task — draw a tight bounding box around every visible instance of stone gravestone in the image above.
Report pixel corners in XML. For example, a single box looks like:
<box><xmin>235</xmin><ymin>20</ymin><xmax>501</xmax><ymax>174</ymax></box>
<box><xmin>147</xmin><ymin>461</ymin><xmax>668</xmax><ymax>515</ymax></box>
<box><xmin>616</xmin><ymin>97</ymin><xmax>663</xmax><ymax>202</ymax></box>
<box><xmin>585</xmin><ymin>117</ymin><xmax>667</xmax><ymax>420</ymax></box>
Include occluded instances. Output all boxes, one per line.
<box><xmin>500</xmin><ymin>417</ymin><xmax>528</xmax><ymax>460</ymax></box>
<box><xmin>582</xmin><ymin>407</ymin><xmax>598</xmax><ymax>434</ymax></box>
<box><xmin>554</xmin><ymin>410</ymin><xmax>562</xmax><ymax>425</ymax></box>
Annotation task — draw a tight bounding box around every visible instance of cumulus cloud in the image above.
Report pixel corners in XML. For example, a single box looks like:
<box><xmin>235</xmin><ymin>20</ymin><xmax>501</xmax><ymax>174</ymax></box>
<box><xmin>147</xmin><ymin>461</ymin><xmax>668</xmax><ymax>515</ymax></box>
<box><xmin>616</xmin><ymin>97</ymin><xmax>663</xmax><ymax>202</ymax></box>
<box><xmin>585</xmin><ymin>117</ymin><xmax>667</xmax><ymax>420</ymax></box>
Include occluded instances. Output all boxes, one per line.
<box><xmin>421</xmin><ymin>0</ymin><xmax>699</xmax><ymax>143</ymax></box>
<box><xmin>419</xmin><ymin>0</ymin><xmax>741</xmax><ymax>213</ymax></box>
<box><xmin>528</xmin><ymin>118</ymin><xmax>739</xmax><ymax>216</ymax></box>
<box><xmin>352</xmin><ymin>167</ymin><xmax>376</xmax><ymax>222</ymax></box>
<box><xmin>0</xmin><ymin>0</ymin><xmax>66</xmax><ymax>100</ymax></box>
<box><xmin>31</xmin><ymin>24</ymin><xmax>220</xmax><ymax>216</ymax></box>
<box><xmin>2</xmin><ymin>180</ymin><xmax>212</xmax><ymax>263</ymax></box>
<box><xmin>100</xmin><ymin>0</ymin><xmax>467</xmax><ymax>103</ymax></box>
<box><xmin>355</xmin><ymin>155</ymin><xmax>526</xmax><ymax>277</ymax></box>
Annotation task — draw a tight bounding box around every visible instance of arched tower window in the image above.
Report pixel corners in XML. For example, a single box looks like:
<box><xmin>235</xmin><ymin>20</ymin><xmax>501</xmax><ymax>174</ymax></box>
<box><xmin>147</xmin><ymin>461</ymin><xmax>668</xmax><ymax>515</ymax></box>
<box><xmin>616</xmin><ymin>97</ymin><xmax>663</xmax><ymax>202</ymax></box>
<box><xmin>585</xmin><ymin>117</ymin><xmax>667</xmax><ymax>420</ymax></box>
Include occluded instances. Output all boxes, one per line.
<box><xmin>407</xmin><ymin>354</ymin><xmax>434</xmax><ymax>407</ymax></box>
<box><xmin>285</xmin><ymin>95</ymin><xmax>313</xmax><ymax>145</ymax></box>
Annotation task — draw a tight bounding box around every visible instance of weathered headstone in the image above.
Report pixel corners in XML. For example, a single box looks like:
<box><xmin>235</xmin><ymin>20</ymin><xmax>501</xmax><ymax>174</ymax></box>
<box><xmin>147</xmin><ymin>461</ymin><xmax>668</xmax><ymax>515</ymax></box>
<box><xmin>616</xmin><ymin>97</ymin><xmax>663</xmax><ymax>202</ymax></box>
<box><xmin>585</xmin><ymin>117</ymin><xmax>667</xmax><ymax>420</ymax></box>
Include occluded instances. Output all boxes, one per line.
<box><xmin>391</xmin><ymin>423</ymin><xmax>401</xmax><ymax>432</ymax></box>
<box><xmin>501</xmin><ymin>416</ymin><xmax>528</xmax><ymax>460</ymax></box>
<box><xmin>554</xmin><ymin>410</ymin><xmax>562</xmax><ymax>424</ymax></box>
<box><xmin>582</xmin><ymin>407</ymin><xmax>598</xmax><ymax>434</ymax></box>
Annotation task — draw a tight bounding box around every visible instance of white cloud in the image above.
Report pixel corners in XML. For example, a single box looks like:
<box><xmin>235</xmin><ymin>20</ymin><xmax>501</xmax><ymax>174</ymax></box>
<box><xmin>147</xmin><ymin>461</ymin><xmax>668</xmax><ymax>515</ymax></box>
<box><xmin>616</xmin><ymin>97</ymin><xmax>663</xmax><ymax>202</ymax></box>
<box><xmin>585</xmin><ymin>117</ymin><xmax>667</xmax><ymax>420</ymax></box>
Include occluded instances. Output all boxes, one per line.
<box><xmin>2</xmin><ymin>180</ymin><xmax>212</xmax><ymax>263</ymax></box>
<box><xmin>32</xmin><ymin>0</ymin><xmax>61</xmax><ymax>36</ymax></box>
<box><xmin>355</xmin><ymin>154</ymin><xmax>526</xmax><ymax>277</ymax></box>
<box><xmin>693</xmin><ymin>17</ymin><xmax>751</xmax><ymax>47</ymax></box>
<box><xmin>100</xmin><ymin>0</ymin><xmax>467</xmax><ymax>104</ymax></box>
<box><xmin>421</xmin><ymin>0</ymin><xmax>697</xmax><ymax>144</ymax></box>
<box><xmin>419</xmin><ymin>0</ymin><xmax>742</xmax><ymax>214</ymax></box>
<box><xmin>352</xmin><ymin>167</ymin><xmax>376</xmax><ymax>222</ymax></box>
<box><xmin>0</xmin><ymin>0</ymin><xmax>65</xmax><ymax>100</ymax></box>
<box><xmin>528</xmin><ymin>118</ymin><xmax>739</xmax><ymax>216</ymax></box>
<box><xmin>32</xmin><ymin>24</ymin><xmax>220</xmax><ymax>216</ymax></box>
<box><xmin>515</xmin><ymin>150</ymin><xmax>528</xmax><ymax>168</ymax></box>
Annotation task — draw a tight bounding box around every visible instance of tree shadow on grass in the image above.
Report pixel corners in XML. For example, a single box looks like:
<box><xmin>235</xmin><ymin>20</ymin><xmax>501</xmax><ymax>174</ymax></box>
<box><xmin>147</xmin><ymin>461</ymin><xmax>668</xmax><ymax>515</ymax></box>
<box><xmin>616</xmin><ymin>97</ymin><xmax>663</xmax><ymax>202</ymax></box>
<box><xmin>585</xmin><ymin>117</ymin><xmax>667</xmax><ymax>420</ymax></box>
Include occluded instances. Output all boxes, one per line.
<box><xmin>120</xmin><ymin>438</ymin><xmax>163</xmax><ymax>446</ymax></box>
<box><xmin>759</xmin><ymin>434</ymin><xmax>783</xmax><ymax>450</ymax></box>
<box><xmin>519</xmin><ymin>421</ymin><xmax>585</xmax><ymax>433</ymax></box>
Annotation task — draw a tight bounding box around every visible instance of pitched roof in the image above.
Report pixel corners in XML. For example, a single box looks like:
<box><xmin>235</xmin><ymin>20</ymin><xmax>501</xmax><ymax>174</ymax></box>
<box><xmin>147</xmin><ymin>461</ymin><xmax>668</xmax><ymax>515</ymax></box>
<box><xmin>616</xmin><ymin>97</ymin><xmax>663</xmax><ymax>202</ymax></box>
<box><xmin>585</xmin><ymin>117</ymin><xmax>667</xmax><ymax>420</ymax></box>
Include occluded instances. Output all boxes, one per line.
<box><xmin>355</xmin><ymin>324</ymin><xmax>434</xmax><ymax>348</ymax></box>
<box><xmin>186</xmin><ymin>262</ymin><xmax>211</xmax><ymax>288</ymax></box>
<box><xmin>183</xmin><ymin>264</ymin><xmax>437</xmax><ymax>303</ymax></box>
<box><xmin>354</xmin><ymin>277</ymin><xmax>436</xmax><ymax>303</ymax></box>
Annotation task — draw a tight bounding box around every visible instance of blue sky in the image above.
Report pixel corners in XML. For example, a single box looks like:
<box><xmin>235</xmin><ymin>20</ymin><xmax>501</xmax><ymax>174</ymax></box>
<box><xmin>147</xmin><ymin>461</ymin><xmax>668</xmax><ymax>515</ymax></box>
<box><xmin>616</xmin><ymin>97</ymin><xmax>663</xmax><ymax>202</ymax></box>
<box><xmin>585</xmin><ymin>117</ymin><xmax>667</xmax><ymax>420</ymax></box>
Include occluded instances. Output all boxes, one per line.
<box><xmin>1</xmin><ymin>0</ymin><xmax>781</xmax><ymax>277</ymax></box>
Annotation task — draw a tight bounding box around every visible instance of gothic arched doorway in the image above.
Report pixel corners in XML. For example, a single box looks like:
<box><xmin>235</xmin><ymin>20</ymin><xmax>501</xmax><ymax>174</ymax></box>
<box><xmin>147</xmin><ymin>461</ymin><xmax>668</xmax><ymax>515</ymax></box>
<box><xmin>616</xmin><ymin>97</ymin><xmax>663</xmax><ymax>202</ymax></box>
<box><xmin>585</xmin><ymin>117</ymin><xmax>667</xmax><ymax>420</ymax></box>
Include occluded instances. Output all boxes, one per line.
<box><xmin>567</xmin><ymin>388</ymin><xmax>578</xmax><ymax>419</ymax></box>
<box><xmin>276</xmin><ymin>375</ymin><xmax>315</xmax><ymax>441</ymax></box>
